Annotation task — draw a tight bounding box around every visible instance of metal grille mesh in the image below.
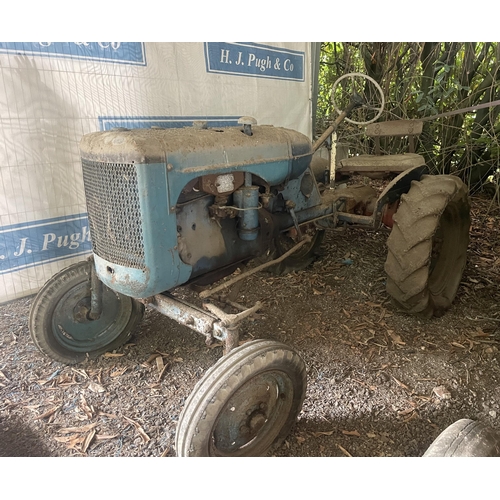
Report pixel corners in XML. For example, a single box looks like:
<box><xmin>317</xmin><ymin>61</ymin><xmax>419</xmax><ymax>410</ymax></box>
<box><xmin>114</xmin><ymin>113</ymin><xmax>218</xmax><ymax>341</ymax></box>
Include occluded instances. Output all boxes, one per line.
<box><xmin>82</xmin><ymin>159</ymin><xmax>145</xmax><ymax>269</ymax></box>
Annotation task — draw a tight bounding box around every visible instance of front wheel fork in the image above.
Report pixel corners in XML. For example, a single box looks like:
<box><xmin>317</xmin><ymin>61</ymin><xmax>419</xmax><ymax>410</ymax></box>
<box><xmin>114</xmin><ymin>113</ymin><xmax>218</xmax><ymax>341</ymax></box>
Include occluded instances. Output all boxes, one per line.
<box><xmin>88</xmin><ymin>256</ymin><xmax>103</xmax><ymax>320</ymax></box>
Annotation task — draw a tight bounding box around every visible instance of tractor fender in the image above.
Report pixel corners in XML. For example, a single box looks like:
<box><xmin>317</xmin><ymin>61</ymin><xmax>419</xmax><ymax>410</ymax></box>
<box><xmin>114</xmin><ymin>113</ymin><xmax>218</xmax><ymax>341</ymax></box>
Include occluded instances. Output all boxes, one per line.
<box><xmin>373</xmin><ymin>164</ymin><xmax>429</xmax><ymax>228</ymax></box>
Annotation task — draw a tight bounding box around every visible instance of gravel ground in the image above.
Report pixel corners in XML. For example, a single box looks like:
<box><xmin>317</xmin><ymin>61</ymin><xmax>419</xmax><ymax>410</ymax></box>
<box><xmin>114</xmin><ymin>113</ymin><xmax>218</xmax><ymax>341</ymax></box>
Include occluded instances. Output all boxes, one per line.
<box><xmin>1</xmin><ymin>194</ymin><xmax>500</xmax><ymax>461</ymax></box>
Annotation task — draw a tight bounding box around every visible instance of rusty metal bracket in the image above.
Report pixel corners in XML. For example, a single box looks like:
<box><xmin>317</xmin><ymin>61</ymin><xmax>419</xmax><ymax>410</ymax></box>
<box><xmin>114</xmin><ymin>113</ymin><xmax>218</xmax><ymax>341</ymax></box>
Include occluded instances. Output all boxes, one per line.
<box><xmin>142</xmin><ymin>293</ymin><xmax>261</xmax><ymax>355</ymax></box>
<box><xmin>205</xmin><ymin>301</ymin><xmax>262</xmax><ymax>354</ymax></box>
<box><xmin>203</xmin><ymin>301</ymin><xmax>262</xmax><ymax>328</ymax></box>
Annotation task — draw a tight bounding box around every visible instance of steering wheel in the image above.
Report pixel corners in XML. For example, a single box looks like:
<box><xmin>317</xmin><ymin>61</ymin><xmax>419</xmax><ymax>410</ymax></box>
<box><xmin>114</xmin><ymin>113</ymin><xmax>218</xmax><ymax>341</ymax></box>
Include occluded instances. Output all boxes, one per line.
<box><xmin>331</xmin><ymin>73</ymin><xmax>385</xmax><ymax>125</ymax></box>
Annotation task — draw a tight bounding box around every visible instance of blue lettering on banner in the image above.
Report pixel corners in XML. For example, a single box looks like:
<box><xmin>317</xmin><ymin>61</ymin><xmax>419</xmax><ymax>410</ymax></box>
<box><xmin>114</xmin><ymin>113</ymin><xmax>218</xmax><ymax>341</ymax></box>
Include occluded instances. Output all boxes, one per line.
<box><xmin>0</xmin><ymin>42</ymin><xmax>146</xmax><ymax>66</ymax></box>
<box><xmin>204</xmin><ymin>42</ymin><xmax>304</xmax><ymax>81</ymax></box>
<box><xmin>98</xmin><ymin>115</ymin><xmax>241</xmax><ymax>131</ymax></box>
<box><xmin>0</xmin><ymin>214</ymin><xmax>92</xmax><ymax>275</ymax></box>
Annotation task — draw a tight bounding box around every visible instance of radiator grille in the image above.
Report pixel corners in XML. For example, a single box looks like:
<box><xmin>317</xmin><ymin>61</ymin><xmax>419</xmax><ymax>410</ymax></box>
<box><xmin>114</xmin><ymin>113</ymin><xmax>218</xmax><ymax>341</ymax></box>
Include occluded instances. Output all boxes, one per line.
<box><xmin>82</xmin><ymin>159</ymin><xmax>145</xmax><ymax>269</ymax></box>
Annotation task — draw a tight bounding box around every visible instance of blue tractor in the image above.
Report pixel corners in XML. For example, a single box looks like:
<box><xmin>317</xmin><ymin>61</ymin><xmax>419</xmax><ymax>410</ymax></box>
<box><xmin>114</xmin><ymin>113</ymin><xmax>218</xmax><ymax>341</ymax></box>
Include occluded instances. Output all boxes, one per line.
<box><xmin>29</xmin><ymin>74</ymin><xmax>471</xmax><ymax>456</ymax></box>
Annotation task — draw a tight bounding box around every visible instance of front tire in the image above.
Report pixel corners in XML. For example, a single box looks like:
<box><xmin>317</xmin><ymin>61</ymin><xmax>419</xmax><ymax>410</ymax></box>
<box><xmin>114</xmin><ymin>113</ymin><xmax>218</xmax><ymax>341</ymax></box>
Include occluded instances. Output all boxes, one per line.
<box><xmin>29</xmin><ymin>261</ymin><xmax>144</xmax><ymax>364</ymax></box>
<box><xmin>175</xmin><ymin>339</ymin><xmax>307</xmax><ymax>457</ymax></box>
<box><xmin>384</xmin><ymin>174</ymin><xmax>470</xmax><ymax>317</ymax></box>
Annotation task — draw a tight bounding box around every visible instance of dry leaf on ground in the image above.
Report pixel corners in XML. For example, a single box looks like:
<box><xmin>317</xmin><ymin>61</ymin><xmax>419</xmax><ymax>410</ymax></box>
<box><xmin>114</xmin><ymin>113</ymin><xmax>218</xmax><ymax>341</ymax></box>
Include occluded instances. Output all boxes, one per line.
<box><xmin>124</xmin><ymin>416</ymin><xmax>150</xmax><ymax>442</ymax></box>
<box><xmin>433</xmin><ymin>385</ymin><xmax>452</xmax><ymax>400</ymax></box>
<box><xmin>59</xmin><ymin>423</ymin><xmax>98</xmax><ymax>434</ymax></box>
<box><xmin>88</xmin><ymin>381</ymin><xmax>106</xmax><ymax>393</ymax></box>
<box><xmin>342</xmin><ymin>429</ymin><xmax>361</xmax><ymax>437</ymax></box>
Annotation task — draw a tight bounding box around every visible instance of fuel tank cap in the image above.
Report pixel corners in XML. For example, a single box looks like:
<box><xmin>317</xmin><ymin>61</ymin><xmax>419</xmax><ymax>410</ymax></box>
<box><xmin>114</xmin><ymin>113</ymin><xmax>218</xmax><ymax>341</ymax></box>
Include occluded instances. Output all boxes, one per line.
<box><xmin>238</xmin><ymin>116</ymin><xmax>257</xmax><ymax>136</ymax></box>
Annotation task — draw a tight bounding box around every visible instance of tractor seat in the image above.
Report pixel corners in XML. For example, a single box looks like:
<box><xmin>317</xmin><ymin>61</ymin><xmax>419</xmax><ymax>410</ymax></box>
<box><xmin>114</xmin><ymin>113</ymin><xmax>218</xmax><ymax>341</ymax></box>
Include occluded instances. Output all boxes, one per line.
<box><xmin>338</xmin><ymin>120</ymin><xmax>425</xmax><ymax>178</ymax></box>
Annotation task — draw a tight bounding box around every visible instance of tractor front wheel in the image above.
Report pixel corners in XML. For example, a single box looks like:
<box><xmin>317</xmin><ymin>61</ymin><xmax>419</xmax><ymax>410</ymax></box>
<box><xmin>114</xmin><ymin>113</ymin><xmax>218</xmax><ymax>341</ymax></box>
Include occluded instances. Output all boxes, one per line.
<box><xmin>29</xmin><ymin>261</ymin><xmax>144</xmax><ymax>364</ymax></box>
<box><xmin>175</xmin><ymin>339</ymin><xmax>307</xmax><ymax>457</ymax></box>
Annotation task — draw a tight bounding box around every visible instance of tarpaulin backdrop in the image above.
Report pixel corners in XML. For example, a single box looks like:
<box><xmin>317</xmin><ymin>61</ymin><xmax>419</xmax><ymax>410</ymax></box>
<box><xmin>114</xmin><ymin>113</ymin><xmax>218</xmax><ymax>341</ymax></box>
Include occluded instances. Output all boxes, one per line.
<box><xmin>0</xmin><ymin>42</ymin><xmax>316</xmax><ymax>303</ymax></box>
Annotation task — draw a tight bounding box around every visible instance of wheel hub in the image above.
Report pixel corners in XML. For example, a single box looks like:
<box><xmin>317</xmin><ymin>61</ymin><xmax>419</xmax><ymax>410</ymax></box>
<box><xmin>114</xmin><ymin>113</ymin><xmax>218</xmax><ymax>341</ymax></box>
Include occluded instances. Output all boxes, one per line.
<box><xmin>73</xmin><ymin>302</ymin><xmax>90</xmax><ymax>323</ymax></box>
<box><xmin>211</xmin><ymin>372</ymin><xmax>293</xmax><ymax>455</ymax></box>
<box><xmin>249</xmin><ymin>412</ymin><xmax>267</xmax><ymax>433</ymax></box>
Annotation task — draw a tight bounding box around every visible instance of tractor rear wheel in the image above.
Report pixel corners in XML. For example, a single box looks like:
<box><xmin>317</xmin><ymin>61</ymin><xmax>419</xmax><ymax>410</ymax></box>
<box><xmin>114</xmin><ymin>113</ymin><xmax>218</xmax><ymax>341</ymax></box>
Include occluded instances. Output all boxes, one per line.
<box><xmin>384</xmin><ymin>174</ymin><xmax>470</xmax><ymax>318</ymax></box>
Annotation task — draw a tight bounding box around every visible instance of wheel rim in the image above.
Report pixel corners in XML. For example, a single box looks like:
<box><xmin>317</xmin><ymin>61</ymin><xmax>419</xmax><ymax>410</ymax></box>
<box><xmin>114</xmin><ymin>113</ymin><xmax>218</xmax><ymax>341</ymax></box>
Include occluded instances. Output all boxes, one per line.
<box><xmin>210</xmin><ymin>370</ymin><xmax>294</xmax><ymax>456</ymax></box>
<box><xmin>51</xmin><ymin>281</ymin><xmax>133</xmax><ymax>353</ymax></box>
